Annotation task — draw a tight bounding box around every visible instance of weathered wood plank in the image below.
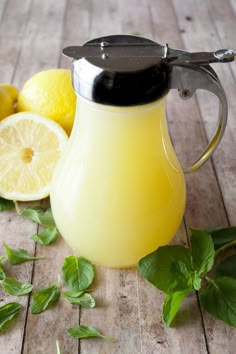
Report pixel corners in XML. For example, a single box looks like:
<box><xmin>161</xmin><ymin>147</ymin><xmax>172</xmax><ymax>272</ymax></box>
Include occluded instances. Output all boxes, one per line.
<box><xmin>120</xmin><ymin>0</ymin><xmax>152</xmax><ymax>39</ymax></box>
<box><xmin>0</xmin><ymin>2</ymin><xmax>36</xmax><ymax>353</ymax></box>
<box><xmin>59</xmin><ymin>0</ymin><xmax>92</xmax><ymax>69</ymax></box>
<box><xmin>136</xmin><ymin>1</ymin><xmax>216</xmax><ymax>352</ymax></box>
<box><xmin>0</xmin><ymin>0</ymin><xmax>7</xmax><ymax>22</ymax></box>
<box><xmin>13</xmin><ymin>1</ymin><xmax>80</xmax><ymax>353</ymax></box>
<box><xmin>71</xmin><ymin>1</ymin><xmax>142</xmax><ymax>353</ymax></box>
<box><xmin>0</xmin><ymin>0</ymin><xmax>32</xmax><ymax>39</ymax></box>
<box><xmin>13</xmin><ymin>0</ymin><xmax>66</xmax><ymax>88</ymax></box>
<box><xmin>0</xmin><ymin>1</ymin><xmax>236</xmax><ymax>353</ymax></box>
<box><xmin>23</xmin><ymin>223</ymin><xmax>78</xmax><ymax>354</ymax></box>
<box><xmin>172</xmin><ymin>0</ymin><xmax>236</xmax><ymax>352</ymax></box>
<box><xmin>0</xmin><ymin>210</ymin><xmax>38</xmax><ymax>354</ymax></box>
<box><xmin>90</xmin><ymin>0</ymin><xmax>122</xmax><ymax>38</ymax></box>
<box><xmin>0</xmin><ymin>0</ymin><xmax>32</xmax><ymax>82</ymax></box>
<box><xmin>137</xmin><ymin>224</ymin><xmax>208</xmax><ymax>354</ymax></box>
<box><xmin>229</xmin><ymin>0</ymin><xmax>236</xmax><ymax>13</ymax></box>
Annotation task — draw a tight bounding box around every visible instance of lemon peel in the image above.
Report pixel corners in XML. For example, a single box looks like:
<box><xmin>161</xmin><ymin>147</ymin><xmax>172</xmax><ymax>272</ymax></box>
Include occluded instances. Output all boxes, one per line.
<box><xmin>17</xmin><ymin>69</ymin><xmax>76</xmax><ymax>135</ymax></box>
<box><xmin>0</xmin><ymin>84</ymin><xmax>18</xmax><ymax>120</ymax></box>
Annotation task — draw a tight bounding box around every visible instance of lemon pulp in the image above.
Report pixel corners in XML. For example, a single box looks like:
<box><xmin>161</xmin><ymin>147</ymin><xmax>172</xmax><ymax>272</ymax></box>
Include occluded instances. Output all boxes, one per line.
<box><xmin>0</xmin><ymin>112</ymin><xmax>68</xmax><ymax>201</ymax></box>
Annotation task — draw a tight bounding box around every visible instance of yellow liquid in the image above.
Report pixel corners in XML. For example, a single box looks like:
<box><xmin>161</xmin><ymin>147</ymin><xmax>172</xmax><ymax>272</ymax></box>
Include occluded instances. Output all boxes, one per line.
<box><xmin>50</xmin><ymin>96</ymin><xmax>186</xmax><ymax>267</ymax></box>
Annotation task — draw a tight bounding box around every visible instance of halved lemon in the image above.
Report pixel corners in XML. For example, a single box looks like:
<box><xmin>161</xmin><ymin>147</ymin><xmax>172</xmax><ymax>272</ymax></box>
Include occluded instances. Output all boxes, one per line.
<box><xmin>0</xmin><ymin>112</ymin><xmax>68</xmax><ymax>201</ymax></box>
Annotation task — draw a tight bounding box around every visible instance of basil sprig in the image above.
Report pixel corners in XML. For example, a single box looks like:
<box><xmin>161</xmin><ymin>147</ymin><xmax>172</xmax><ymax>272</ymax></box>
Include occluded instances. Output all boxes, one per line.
<box><xmin>138</xmin><ymin>227</ymin><xmax>236</xmax><ymax>327</ymax></box>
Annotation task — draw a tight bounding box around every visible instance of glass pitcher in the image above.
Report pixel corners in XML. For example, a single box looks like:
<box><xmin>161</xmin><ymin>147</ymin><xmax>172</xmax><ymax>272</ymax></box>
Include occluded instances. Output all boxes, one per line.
<box><xmin>50</xmin><ymin>35</ymin><xmax>235</xmax><ymax>268</ymax></box>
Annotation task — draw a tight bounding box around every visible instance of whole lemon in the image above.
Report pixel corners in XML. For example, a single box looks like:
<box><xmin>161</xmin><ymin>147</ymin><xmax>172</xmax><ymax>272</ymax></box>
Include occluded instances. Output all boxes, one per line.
<box><xmin>17</xmin><ymin>69</ymin><xmax>76</xmax><ymax>135</ymax></box>
<box><xmin>0</xmin><ymin>84</ymin><xmax>18</xmax><ymax>120</ymax></box>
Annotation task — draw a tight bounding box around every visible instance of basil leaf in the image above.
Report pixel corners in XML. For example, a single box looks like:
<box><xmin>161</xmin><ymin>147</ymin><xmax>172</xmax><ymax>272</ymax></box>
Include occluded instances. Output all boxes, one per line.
<box><xmin>0</xmin><ymin>256</ymin><xmax>6</xmax><ymax>280</ymax></box>
<box><xmin>62</xmin><ymin>256</ymin><xmax>94</xmax><ymax>291</ymax></box>
<box><xmin>0</xmin><ymin>198</ymin><xmax>15</xmax><ymax>212</ymax></box>
<box><xmin>205</xmin><ymin>226</ymin><xmax>236</xmax><ymax>250</ymax></box>
<box><xmin>0</xmin><ymin>302</ymin><xmax>21</xmax><ymax>331</ymax></box>
<box><xmin>192</xmin><ymin>271</ymin><xmax>202</xmax><ymax>291</ymax></box>
<box><xmin>200</xmin><ymin>276</ymin><xmax>236</xmax><ymax>327</ymax></box>
<box><xmin>190</xmin><ymin>229</ymin><xmax>215</xmax><ymax>275</ymax></box>
<box><xmin>216</xmin><ymin>255</ymin><xmax>236</xmax><ymax>279</ymax></box>
<box><xmin>21</xmin><ymin>206</ymin><xmax>55</xmax><ymax>227</ymax></box>
<box><xmin>31</xmin><ymin>284</ymin><xmax>60</xmax><ymax>314</ymax></box>
<box><xmin>31</xmin><ymin>226</ymin><xmax>59</xmax><ymax>245</ymax></box>
<box><xmin>137</xmin><ymin>245</ymin><xmax>191</xmax><ymax>292</ymax></box>
<box><xmin>170</xmin><ymin>260</ymin><xmax>201</xmax><ymax>291</ymax></box>
<box><xmin>162</xmin><ymin>287</ymin><xmax>191</xmax><ymax>327</ymax></box>
<box><xmin>3</xmin><ymin>243</ymin><xmax>44</xmax><ymax>265</ymax></box>
<box><xmin>171</xmin><ymin>261</ymin><xmax>191</xmax><ymax>287</ymax></box>
<box><xmin>66</xmin><ymin>325</ymin><xmax>110</xmax><ymax>340</ymax></box>
<box><xmin>64</xmin><ymin>292</ymin><xmax>95</xmax><ymax>308</ymax></box>
<box><xmin>0</xmin><ymin>277</ymin><xmax>33</xmax><ymax>296</ymax></box>
<box><xmin>63</xmin><ymin>290</ymin><xmax>85</xmax><ymax>298</ymax></box>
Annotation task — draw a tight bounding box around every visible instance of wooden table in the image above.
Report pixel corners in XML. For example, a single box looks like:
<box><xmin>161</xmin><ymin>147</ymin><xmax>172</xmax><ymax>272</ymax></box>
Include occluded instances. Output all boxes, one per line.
<box><xmin>0</xmin><ymin>0</ymin><xmax>236</xmax><ymax>353</ymax></box>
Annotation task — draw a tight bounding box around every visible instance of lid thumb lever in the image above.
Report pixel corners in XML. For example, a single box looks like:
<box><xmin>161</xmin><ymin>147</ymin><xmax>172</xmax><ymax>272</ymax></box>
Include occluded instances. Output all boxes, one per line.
<box><xmin>170</xmin><ymin>48</ymin><xmax>236</xmax><ymax>65</ymax></box>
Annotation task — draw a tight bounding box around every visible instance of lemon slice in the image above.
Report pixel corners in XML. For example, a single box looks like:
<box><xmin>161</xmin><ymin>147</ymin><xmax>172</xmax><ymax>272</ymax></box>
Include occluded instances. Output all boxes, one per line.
<box><xmin>0</xmin><ymin>112</ymin><xmax>68</xmax><ymax>201</ymax></box>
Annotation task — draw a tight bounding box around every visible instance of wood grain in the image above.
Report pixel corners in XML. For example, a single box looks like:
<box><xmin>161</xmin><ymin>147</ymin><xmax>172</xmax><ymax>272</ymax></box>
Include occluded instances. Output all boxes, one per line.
<box><xmin>172</xmin><ymin>0</ymin><xmax>236</xmax><ymax>352</ymax></box>
<box><xmin>0</xmin><ymin>2</ymin><xmax>37</xmax><ymax>353</ymax></box>
<box><xmin>0</xmin><ymin>0</ymin><xmax>236</xmax><ymax>353</ymax></box>
<box><xmin>11</xmin><ymin>1</ymin><xmax>80</xmax><ymax>353</ymax></box>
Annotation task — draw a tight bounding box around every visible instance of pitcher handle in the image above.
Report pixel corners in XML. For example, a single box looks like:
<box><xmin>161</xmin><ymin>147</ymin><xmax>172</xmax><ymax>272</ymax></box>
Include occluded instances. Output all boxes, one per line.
<box><xmin>169</xmin><ymin>63</ymin><xmax>227</xmax><ymax>172</ymax></box>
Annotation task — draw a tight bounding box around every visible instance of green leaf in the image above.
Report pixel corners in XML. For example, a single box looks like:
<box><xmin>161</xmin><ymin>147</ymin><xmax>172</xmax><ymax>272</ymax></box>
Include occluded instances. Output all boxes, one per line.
<box><xmin>170</xmin><ymin>260</ymin><xmax>201</xmax><ymax>291</ymax></box>
<box><xmin>63</xmin><ymin>292</ymin><xmax>95</xmax><ymax>308</ymax></box>
<box><xmin>170</xmin><ymin>261</ymin><xmax>191</xmax><ymax>287</ymax></box>
<box><xmin>192</xmin><ymin>271</ymin><xmax>202</xmax><ymax>291</ymax></box>
<box><xmin>66</xmin><ymin>325</ymin><xmax>110</xmax><ymax>340</ymax></box>
<box><xmin>0</xmin><ymin>198</ymin><xmax>15</xmax><ymax>212</ymax></box>
<box><xmin>3</xmin><ymin>243</ymin><xmax>44</xmax><ymax>265</ymax></box>
<box><xmin>216</xmin><ymin>255</ymin><xmax>236</xmax><ymax>279</ymax></box>
<box><xmin>62</xmin><ymin>256</ymin><xmax>94</xmax><ymax>291</ymax></box>
<box><xmin>31</xmin><ymin>284</ymin><xmax>60</xmax><ymax>314</ymax></box>
<box><xmin>190</xmin><ymin>229</ymin><xmax>215</xmax><ymax>275</ymax></box>
<box><xmin>162</xmin><ymin>287</ymin><xmax>191</xmax><ymax>326</ymax></box>
<box><xmin>0</xmin><ymin>277</ymin><xmax>33</xmax><ymax>296</ymax></box>
<box><xmin>21</xmin><ymin>206</ymin><xmax>55</xmax><ymax>227</ymax></box>
<box><xmin>200</xmin><ymin>276</ymin><xmax>236</xmax><ymax>327</ymax></box>
<box><xmin>205</xmin><ymin>226</ymin><xmax>236</xmax><ymax>250</ymax></box>
<box><xmin>137</xmin><ymin>245</ymin><xmax>191</xmax><ymax>292</ymax></box>
<box><xmin>63</xmin><ymin>290</ymin><xmax>84</xmax><ymax>298</ymax></box>
<box><xmin>0</xmin><ymin>256</ymin><xmax>6</xmax><ymax>280</ymax></box>
<box><xmin>31</xmin><ymin>226</ymin><xmax>59</xmax><ymax>245</ymax></box>
<box><xmin>0</xmin><ymin>302</ymin><xmax>21</xmax><ymax>331</ymax></box>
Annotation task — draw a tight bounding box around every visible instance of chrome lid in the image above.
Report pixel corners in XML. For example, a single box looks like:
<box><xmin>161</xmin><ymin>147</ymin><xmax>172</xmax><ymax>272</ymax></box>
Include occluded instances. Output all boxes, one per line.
<box><xmin>63</xmin><ymin>34</ymin><xmax>235</xmax><ymax>106</ymax></box>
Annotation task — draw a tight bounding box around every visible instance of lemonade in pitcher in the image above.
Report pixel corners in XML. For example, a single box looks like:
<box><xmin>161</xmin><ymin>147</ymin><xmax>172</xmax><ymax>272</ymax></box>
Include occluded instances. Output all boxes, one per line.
<box><xmin>51</xmin><ymin>96</ymin><xmax>186</xmax><ymax>267</ymax></box>
<box><xmin>51</xmin><ymin>35</ymin><xmax>229</xmax><ymax>267</ymax></box>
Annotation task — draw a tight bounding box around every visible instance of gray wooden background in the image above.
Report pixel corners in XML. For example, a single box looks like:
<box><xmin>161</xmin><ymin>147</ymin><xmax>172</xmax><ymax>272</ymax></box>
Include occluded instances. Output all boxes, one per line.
<box><xmin>0</xmin><ymin>0</ymin><xmax>236</xmax><ymax>353</ymax></box>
